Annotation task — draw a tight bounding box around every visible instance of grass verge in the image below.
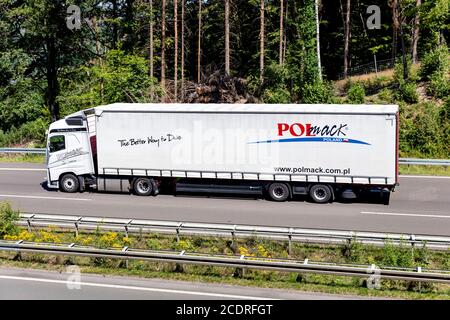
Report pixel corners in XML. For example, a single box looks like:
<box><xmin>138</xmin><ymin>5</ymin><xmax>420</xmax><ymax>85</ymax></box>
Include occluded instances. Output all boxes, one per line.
<box><xmin>0</xmin><ymin>154</ymin><xmax>45</xmax><ymax>163</ymax></box>
<box><xmin>0</xmin><ymin>200</ymin><xmax>448</xmax><ymax>300</ymax></box>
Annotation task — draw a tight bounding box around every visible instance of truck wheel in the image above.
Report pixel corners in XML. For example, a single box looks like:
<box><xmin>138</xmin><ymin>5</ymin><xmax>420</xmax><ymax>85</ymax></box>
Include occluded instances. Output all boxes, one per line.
<box><xmin>309</xmin><ymin>184</ymin><xmax>332</xmax><ymax>203</ymax></box>
<box><xmin>133</xmin><ymin>177</ymin><xmax>153</xmax><ymax>196</ymax></box>
<box><xmin>60</xmin><ymin>174</ymin><xmax>79</xmax><ymax>193</ymax></box>
<box><xmin>268</xmin><ymin>183</ymin><xmax>290</xmax><ymax>202</ymax></box>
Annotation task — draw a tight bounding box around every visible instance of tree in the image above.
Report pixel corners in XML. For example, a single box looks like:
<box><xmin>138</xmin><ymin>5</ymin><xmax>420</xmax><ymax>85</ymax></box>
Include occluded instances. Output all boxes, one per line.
<box><xmin>181</xmin><ymin>0</ymin><xmax>185</xmax><ymax>99</ymax></box>
<box><xmin>343</xmin><ymin>0</ymin><xmax>351</xmax><ymax>79</ymax></box>
<box><xmin>411</xmin><ymin>0</ymin><xmax>421</xmax><ymax>64</ymax></box>
<box><xmin>197</xmin><ymin>0</ymin><xmax>202</xmax><ymax>82</ymax></box>
<box><xmin>174</xmin><ymin>0</ymin><xmax>178</xmax><ymax>100</ymax></box>
<box><xmin>149</xmin><ymin>0</ymin><xmax>154</xmax><ymax>79</ymax></box>
<box><xmin>161</xmin><ymin>0</ymin><xmax>166</xmax><ymax>90</ymax></box>
<box><xmin>390</xmin><ymin>0</ymin><xmax>399</xmax><ymax>60</ymax></box>
<box><xmin>225</xmin><ymin>0</ymin><xmax>230</xmax><ymax>75</ymax></box>
<box><xmin>315</xmin><ymin>0</ymin><xmax>322</xmax><ymax>80</ymax></box>
<box><xmin>259</xmin><ymin>0</ymin><xmax>265</xmax><ymax>84</ymax></box>
<box><xmin>279</xmin><ymin>0</ymin><xmax>284</xmax><ymax>65</ymax></box>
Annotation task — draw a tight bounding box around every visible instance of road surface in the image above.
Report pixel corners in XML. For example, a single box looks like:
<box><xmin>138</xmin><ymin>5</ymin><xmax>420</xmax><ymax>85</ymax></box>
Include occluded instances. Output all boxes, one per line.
<box><xmin>0</xmin><ymin>267</ymin><xmax>369</xmax><ymax>300</ymax></box>
<box><xmin>0</xmin><ymin>162</ymin><xmax>449</xmax><ymax>236</ymax></box>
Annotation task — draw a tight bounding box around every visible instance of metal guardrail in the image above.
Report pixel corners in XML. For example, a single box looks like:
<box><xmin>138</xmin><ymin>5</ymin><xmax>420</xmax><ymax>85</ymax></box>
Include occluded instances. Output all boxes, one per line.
<box><xmin>1</xmin><ymin>240</ymin><xmax>449</xmax><ymax>284</ymax></box>
<box><xmin>1</xmin><ymin>148</ymin><xmax>449</xmax><ymax>166</ymax></box>
<box><xmin>0</xmin><ymin>148</ymin><xmax>45</xmax><ymax>154</ymax></box>
<box><xmin>19</xmin><ymin>213</ymin><xmax>450</xmax><ymax>250</ymax></box>
<box><xmin>399</xmin><ymin>158</ymin><xmax>450</xmax><ymax>166</ymax></box>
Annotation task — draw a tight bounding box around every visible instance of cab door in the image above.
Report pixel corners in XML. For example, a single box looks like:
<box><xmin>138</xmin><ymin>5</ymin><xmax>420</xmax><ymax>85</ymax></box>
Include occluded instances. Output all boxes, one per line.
<box><xmin>46</xmin><ymin>132</ymin><xmax>94</xmax><ymax>185</ymax></box>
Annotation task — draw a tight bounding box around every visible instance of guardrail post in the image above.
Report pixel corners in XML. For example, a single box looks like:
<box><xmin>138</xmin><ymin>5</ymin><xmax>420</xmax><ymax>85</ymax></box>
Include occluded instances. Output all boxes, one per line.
<box><xmin>417</xmin><ymin>266</ymin><xmax>422</xmax><ymax>291</ymax></box>
<box><xmin>410</xmin><ymin>234</ymin><xmax>416</xmax><ymax>262</ymax></box>
<box><xmin>176</xmin><ymin>223</ymin><xmax>183</xmax><ymax>243</ymax></box>
<box><xmin>288</xmin><ymin>228</ymin><xmax>293</xmax><ymax>257</ymax></box>
<box><xmin>174</xmin><ymin>250</ymin><xmax>185</xmax><ymax>273</ymax></box>
<box><xmin>26</xmin><ymin>214</ymin><xmax>35</xmax><ymax>233</ymax></box>
<box><xmin>296</xmin><ymin>259</ymin><xmax>309</xmax><ymax>283</ymax></box>
<box><xmin>74</xmin><ymin>218</ymin><xmax>82</xmax><ymax>238</ymax></box>
<box><xmin>122</xmin><ymin>246</ymin><xmax>129</xmax><ymax>269</ymax></box>
<box><xmin>13</xmin><ymin>240</ymin><xmax>24</xmax><ymax>261</ymax></box>
<box><xmin>233</xmin><ymin>255</ymin><xmax>246</xmax><ymax>278</ymax></box>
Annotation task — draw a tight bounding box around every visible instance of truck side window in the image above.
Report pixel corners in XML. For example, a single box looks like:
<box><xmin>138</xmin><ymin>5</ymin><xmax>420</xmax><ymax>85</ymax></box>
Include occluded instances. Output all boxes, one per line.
<box><xmin>49</xmin><ymin>135</ymin><xmax>65</xmax><ymax>153</ymax></box>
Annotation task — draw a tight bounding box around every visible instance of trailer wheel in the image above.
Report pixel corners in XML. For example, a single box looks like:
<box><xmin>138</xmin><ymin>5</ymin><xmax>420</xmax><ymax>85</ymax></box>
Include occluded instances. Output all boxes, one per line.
<box><xmin>133</xmin><ymin>177</ymin><xmax>153</xmax><ymax>196</ymax></box>
<box><xmin>60</xmin><ymin>174</ymin><xmax>79</xmax><ymax>193</ymax></box>
<box><xmin>268</xmin><ymin>183</ymin><xmax>290</xmax><ymax>202</ymax></box>
<box><xmin>309</xmin><ymin>184</ymin><xmax>332</xmax><ymax>203</ymax></box>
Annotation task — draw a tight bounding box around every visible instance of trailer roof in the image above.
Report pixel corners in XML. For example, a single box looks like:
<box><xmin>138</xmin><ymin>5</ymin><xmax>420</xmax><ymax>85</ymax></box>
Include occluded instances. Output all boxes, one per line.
<box><xmin>92</xmin><ymin>103</ymin><xmax>398</xmax><ymax>115</ymax></box>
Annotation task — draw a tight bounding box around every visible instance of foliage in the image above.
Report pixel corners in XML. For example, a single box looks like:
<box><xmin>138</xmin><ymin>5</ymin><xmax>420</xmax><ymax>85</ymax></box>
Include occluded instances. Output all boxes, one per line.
<box><xmin>419</xmin><ymin>45</ymin><xmax>450</xmax><ymax>81</ymax></box>
<box><xmin>340</xmin><ymin>238</ymin><xmax>364</xmax><ymax>263</ymax></box>
<box><xmin>397</xmin><ymin>82</ymin><xmax>419</xmax><ymax>104</ymax></box>
<box><xmin>399</xmin><ymin>102</ymin><xmax>449</xmax><ymax>158</ymax></box>
<box><xmin>0</xmin><ymin>201</ymin><xmax>19</xmax><ymax>238</ymax></box>
<box><xmin>382</xmin><ymin>240</ymin><xmax>414</xmax><ymax>268</ymax></box>
<box><xmin>347</xmin><ymin>82</ymin><xmax>366</xmax><ymax>104</ymax></box>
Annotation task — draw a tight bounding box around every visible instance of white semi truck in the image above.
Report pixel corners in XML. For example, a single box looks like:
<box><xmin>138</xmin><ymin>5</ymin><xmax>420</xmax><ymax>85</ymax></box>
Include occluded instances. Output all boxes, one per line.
<box><xmin>45</xmin><ymin>103</ymin><xmax>399</xmax><ymax>204</ymax></box>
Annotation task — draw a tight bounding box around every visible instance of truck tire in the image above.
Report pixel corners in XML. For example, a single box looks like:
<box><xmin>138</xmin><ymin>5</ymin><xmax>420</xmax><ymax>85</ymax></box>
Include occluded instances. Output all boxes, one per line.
<box><xmin>133</xmin><ymin>177</ymin><xmax>153</xmax><ymax>196</ymax></box>
<box><xmin>268</xmin><ymin>183</ymin><xmax>290</xmax><ymax>202</ymax></box>
<box><xmin>309</xmin><ymin>184</ymin><xmax>332</xmax><ymax>203</ymax></box>
<box><xmin>60</xmin><ymin>174</ymin><xmax>79</xmax><ymax>193</ymax></box>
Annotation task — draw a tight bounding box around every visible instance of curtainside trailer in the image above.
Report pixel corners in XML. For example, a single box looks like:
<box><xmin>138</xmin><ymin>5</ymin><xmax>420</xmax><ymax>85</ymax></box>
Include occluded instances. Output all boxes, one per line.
<box><xmin>45</xmin><ymin>103</ymin><xmax>399</xmax><ymax>204</ymax></box>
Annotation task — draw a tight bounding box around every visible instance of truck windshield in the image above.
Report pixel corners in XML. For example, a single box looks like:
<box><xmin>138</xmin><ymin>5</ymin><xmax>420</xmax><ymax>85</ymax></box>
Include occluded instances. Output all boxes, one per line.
<box><xmin>49</xmin><ymin>135</ymin><xmax>65</xmax><ymax>153</ymax></box>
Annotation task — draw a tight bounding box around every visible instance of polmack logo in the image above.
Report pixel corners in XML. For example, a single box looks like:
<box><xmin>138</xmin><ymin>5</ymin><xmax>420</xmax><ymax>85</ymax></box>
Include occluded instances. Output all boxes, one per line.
<box><xmin>249</xmin><ymin>123</ymin><xmax>371</xmax><ymax>145</ymax></box>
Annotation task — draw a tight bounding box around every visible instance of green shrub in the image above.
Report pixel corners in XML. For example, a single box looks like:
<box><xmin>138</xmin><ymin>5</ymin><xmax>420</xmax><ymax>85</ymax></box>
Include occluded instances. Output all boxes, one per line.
<box><xmin>427</xmin><ymin>72</ymin><xmax>450</xmax><ymax>99</ymax></box>
<box><xmin>340</xmin><ymin>238</ymin><xmax>365</xmax><ymax>263</ymax></box>
<box><xmin>399</xmin><ymin>102</ymin><xmax>448</xmax><ymax>158</ymax></box>
<box><xmin>420</xmin><ymin>45</ymin><xmax>450</xmax><ymax>81</ymax></box>
<box><xmin>300</xmin><ymin>81</ymin><xmax>335</xmax><ymax>103</ymax></box>
<box><xmin>378</xmin><ymin>88</ymin><xmax>394</xmax><ymax>103</ymax></box>
<box><xmin>347</xmin><ymin>82</ymin><xmax>365</xmax><ymax>104</ymax></box>
<box><xmin>262</xmin><ymin>88</ymin><xmax>291</xmax><ymax>103</ymax></box>
<box><xmin>382</xmin><ymin>240</ymin><xmax>414</xmax><ymax>268</ymax></box>
<box><xmin>397</xmin><ymin>82</ymin><xmax>419</xmax><ymax>104</ymax></box>
<box><xmin>0</xmin><ymin>202</ymin><xmax>19</xmax><ymax>238</ymax></box>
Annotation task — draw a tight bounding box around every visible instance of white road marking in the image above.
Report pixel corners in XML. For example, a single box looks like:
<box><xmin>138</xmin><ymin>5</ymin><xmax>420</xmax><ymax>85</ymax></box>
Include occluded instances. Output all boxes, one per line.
<box><xmin>0</xmin><ymin>275</ymin><xmax>274</xmax><ymax>300</ymax></box>
<box><xmin>0</xmin><ymin>194</ymin><xmax>91</xmax><ymax>201</ymax></box>
<box><xmin>361</xmin><ymin>211</ymin><xmax>450</xmax><ymax>219</ymax></box>
<box><xmin>399</xmin><ymin>175</ymin><xmax>450</xmax><ymax>179</ymax></box>
<box><xmin>0</xmin><ymin>168</ymin><xmax>45</xmax><ymax>171</ymax></box>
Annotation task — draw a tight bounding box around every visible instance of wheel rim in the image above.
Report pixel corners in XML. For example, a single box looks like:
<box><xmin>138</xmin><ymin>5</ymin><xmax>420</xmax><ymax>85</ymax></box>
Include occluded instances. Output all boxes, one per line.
<box><xmin>63</xmin><ymin>178</ymin><xmax>76</xmax><ymax>191</ymax></box>
<box><xmin>313</xmin><ymin>187</ymin><xmax>328</xmax><ymax>201</ymax></box>
<box><xmin>137</xmin><ymin>180</ymin><xmax>150</xmax><ymax>193</ymax></box>
<box><xmin>272</xmin><ymin>186</ymin><xmax>286</xmax><ymax>199</ymax></box>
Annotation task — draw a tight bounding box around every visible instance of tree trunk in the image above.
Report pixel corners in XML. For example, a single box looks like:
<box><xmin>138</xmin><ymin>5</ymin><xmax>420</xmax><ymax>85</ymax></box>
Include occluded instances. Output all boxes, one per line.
<box><xmin>112</xmin><ymin>0</ymin><xmax>118</xmax><ymax>49</ymax></box>
<box><xmin>283</xmin><ymin>0</ymin><xmax>288</xmax><ymax>64</ymax></box>
<box><xmin>181</xmin><ymin>0</ymin><xmax>185</xmax><ymax>100</ymax></box>
<box><xmin>411</xmin><ymin>0</ymin><xmax>421</xmax><ymax>64</ymax></box>
<box><xmin>197</xmin><ymin>0</ymin><xmax>202</xmax><ymax>83</ymax></box>
<box><xmin>46</xmin><ymin>36</ymin><xmax>60</xmax><ymax>122</ymax></box>
<box><xmin>315</xmin><ymin>0</ymin><xmax>322</xmax><ymax>81</ymax></box>
<box><xmin>391</xmin><ymin>0</ymin><xmax>398</xmax><ymax>61</ymax></box>
<box><xmin>93</xmin><ymin>16</ymin><xmax>104</xmax><ymax>103</ymax></box>
<box><xmin>225</xmin><ymin>0</ymin><xmax>230</xmax><ymax>75</ymax></box>
<box><xmin>343</xmin><ymin>0</ymin><xmax>351</xmax><ymax>79</ymax></box>
<box><xmin>279</xmin><ymin>0</ymin><xmax>284</xmax><ymax>65</ymax></box>
<box><xmin>149</xmin><ymin>0</ymin><xmax>154</xmax><ymax>79</ymax></box>
<box><xmin>397</xmin><ymin>1</ymin><xmax>408</xmax><ymax>80</ymax></box>
<box><xmin>161</xmin><ymin>0</ymin><xmax>166</xmax><ymax>89</ymax></box>
<box><xmin>174</xmin><ymin>0</ymin><xmax>178</xmax><ymax>101</ymax></box>
<box><xmin>259</xmin><ymin>0</ymin><xmax>265</xmax><ymax>84</ymax></box>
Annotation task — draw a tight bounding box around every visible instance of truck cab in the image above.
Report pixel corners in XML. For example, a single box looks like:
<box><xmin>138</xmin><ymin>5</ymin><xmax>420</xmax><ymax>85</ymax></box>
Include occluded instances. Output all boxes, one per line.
<box><xmin>46</xmin><ymin>114</ymin><xmax>95</xmax><ymax>191</ymax></box>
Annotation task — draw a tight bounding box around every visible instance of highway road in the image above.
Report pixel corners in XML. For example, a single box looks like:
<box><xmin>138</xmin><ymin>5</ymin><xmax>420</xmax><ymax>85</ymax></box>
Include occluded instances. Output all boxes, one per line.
<box><xmin>0</xmin><ymin>267</ymin><xmax>368</xmax><ymax>300</ymax></box>
<box><xmin>0</xmin><ymin>162</ymin><xmax>449</xmax><ymax>236</ymax></box>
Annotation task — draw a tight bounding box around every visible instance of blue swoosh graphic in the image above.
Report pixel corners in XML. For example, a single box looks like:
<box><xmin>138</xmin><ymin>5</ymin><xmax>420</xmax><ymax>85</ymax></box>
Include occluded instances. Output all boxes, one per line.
<box><xmin>248</xmin><ymin>137</ymin><xmax>371</xmax><ymax>145</ymax></box>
